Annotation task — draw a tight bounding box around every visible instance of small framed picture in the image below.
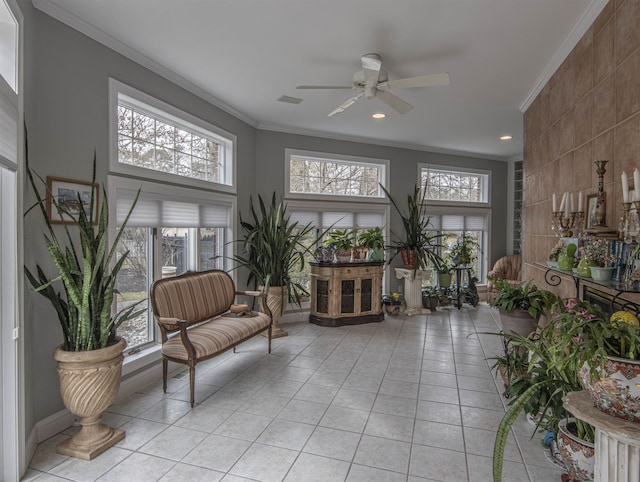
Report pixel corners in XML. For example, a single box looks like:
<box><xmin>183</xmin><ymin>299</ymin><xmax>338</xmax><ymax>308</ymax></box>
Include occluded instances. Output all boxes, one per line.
<box><xmin>586</xmin><ymin>193</ymin><xmax>604</xmax><ymax>229</ymax></box>
<box><xmin>46</xmin><ymin>177</ymin><xmax>99</xmax><ymax>225</ymax></box>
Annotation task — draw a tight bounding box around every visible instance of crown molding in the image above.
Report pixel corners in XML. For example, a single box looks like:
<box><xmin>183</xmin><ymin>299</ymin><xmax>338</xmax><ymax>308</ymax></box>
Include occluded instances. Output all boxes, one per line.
<box><xmin>519</xmin><ymin>0</ymin><xmax>609</xmax><ymax>113</ymax></box>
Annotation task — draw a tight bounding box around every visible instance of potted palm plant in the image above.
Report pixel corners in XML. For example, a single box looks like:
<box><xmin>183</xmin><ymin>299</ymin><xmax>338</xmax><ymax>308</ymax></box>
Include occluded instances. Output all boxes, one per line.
<box><xmin>24</xmin><ymin>156</ymin><xmax>143</xmax><ymax>460</ymax></box>
<box><xmin>449</xmin><ymin>231</ymin><xmax>480</xmax><ymax>266</ymax></box>
<box><xmin>233</xmin><ymin>193</ymin><xmax>320</xmax><ymax>338</ymax></box>
<box><xmin>380</xmin><ymin>183</ymin><xmax>443</xmax><ymax>270</ymax></box>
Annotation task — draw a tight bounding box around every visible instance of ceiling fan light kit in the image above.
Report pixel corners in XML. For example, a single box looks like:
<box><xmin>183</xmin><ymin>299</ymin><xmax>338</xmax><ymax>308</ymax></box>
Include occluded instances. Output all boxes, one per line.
<box><xmin>297</xmin><ymin>53</ymin><xmax>449</xmax><ymax>117</ymax></box>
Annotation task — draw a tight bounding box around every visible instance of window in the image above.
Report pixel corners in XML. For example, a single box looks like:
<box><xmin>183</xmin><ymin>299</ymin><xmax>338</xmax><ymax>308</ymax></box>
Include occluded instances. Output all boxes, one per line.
<box><xmin>428</xmin><ymin>212</ymin><xmax>489</xmax><ymax>283</ymax></box>
<box><xmin>110</xmin><ymin>177</ymin><xmax>233</xmax><ymax>352</ymax></box>
<box><xmin>286</xmin><ymin>149</ymin><xmax>388</xmax><ymax>200</ymax></box>
<box><xmin>287</xmin><ymin>203</ymin><xmax>388</xmax><ymax>296</ymax></box>
<box><xmin>109</xmin><ymin>79</ymin><xmax>236</xmax><ymax>191</ymax></box>
<box><xmin>420</xmin><ymin>165</ymin><xmax>489</xmax><ymax>204</ymax></box>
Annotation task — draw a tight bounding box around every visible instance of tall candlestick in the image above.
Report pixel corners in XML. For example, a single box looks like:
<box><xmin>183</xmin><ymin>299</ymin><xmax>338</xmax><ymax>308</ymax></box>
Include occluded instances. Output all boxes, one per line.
<box><xmin>622</xmin><ymin>171</ymin><xmax>630</xmax><ymax>203</ymax></box>
<box><xmin>552</xmin><ymin>192</ymin><xmax>557</xmax><ymax>212</ymax></box>
<box><xmin>570</xmin><ymin>193</ymin><xmax>575</xmax><ymax>212</ymax></box>
<box><xmin>559</xmin><ymin>192</ymin><xmax>567</xmax><ymax>213</ymax></box>
<box><xmin>565</xmin><ymin>194</ymin><xmax>570</xmax><ymax>218</ymax></box>
<box><xmin>634</xmin><ymin>168</ymin><xmax>640</xmax><ymax>193</ymax></box>
<box><xmin>578</xmin><ymin>191</ymin><xmax>583</xmax><ymax>212</ymax></box>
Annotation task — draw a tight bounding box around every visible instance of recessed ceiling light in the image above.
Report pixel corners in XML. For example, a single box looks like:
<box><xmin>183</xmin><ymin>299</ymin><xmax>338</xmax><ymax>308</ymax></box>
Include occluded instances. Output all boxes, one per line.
<box><xmin>500</xmin><ymin>135</ymin><xmax>513</xmax><ymax>141</ymax></box>
<box><xmin>372</xmin><ymin>113</ymin><xmax>386</xmax><ymax>119</ymax></box>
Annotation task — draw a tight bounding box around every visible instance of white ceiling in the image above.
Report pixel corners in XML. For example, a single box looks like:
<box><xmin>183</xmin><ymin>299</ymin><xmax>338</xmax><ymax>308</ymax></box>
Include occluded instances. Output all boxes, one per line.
<box><xmin>34</xmin><ymin>0</ymin><xmax>606</xmax><ymax>161</ymax></box>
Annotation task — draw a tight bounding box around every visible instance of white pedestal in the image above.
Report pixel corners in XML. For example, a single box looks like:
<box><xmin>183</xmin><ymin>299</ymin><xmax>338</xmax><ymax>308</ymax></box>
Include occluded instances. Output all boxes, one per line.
<box><xmin>394</xmin><ymin>268</ymin><xmax>433</xmax><ymax>316</ymax></box>
<box><xmin>564</xmin><ymin>391</ymin><xmax>640</xmax><ymax>482</ymax></box>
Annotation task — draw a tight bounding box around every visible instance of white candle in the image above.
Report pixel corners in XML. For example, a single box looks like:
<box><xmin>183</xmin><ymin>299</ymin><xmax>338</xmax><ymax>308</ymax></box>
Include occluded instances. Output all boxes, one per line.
<box><xmin>578</xmin><ymin>191</ymin><xmax>583</xmax><ymax>212</ymax></box>
<box><xmin>565</xmin><ymin>194</ymin><xmax>570</xmax><ymax>218</ymax></box>
<box><xmin>634</xmin><ymin>168</ymin><xmax>640</xmax><ymax>193</ymax></box>
<box><xmin>552</xmin><ymin>192</ymin><xmax>557</xmax><ymax>212</ymax></box>
<box><xmin>631</xmin><ymin>190</ymin><xmax>636</xmax><ymax>203</ymax></box>
<box><xmin>570</xmin><ymin>193</ymin><xmax>575</xmax><ymax>212</ymax></box>
<box><xmin>559</xmin><ymin>192</ymin><xmax>567</xmax><ymax>213</ymax></box>
<box><xmin>622</xmin><ymin>171</ymin><xmax>630</xmax><ymax>203</ymax></box>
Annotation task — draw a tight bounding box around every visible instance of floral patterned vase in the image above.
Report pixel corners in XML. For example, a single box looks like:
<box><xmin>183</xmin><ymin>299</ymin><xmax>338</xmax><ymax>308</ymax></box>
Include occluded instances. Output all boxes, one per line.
<box><xmin>579</xmin><ymin>356</ymin><xmax>640</xmax><ymax>423</ymax></box>
<box><xmin>557</xmin><ymin>418</ymin><xmax>595</xmax><ymax>482</ymax></box>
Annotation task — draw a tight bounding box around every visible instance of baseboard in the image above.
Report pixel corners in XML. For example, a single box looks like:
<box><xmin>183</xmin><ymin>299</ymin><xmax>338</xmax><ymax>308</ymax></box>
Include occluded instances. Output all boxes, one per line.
<box><xmin>33</xmin><ymin>407</ymin><xmax>74</xmax><ymax>445</ymax></box>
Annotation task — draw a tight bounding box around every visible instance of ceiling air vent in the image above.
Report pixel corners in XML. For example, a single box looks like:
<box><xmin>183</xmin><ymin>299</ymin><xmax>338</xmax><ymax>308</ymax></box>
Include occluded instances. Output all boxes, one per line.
<box><xmin>278</xmin><ymin>95</ymin><xmax>303</xmax><ymax>104</ymax></box>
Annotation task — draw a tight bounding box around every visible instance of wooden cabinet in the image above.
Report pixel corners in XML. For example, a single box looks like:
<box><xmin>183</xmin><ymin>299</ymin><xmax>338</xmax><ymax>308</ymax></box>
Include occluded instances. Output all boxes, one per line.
<box><xmin>310</xmin><ymin>262</ymin><xmax>384</xmax><ymax>327</ymax></box>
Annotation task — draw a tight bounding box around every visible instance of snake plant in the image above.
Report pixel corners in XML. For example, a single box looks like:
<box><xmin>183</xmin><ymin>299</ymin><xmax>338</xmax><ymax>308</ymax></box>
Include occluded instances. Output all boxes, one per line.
<box><xmin>24</xmin><ymin>153</ymin><xmax>143</xmax><ymax>351</ymax></box>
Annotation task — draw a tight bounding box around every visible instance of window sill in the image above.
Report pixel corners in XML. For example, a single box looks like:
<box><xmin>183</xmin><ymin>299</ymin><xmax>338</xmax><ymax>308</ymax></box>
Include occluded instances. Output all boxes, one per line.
<box><xmin>122</xmin><ymin>343</ymin><xmax>162</xmax><ymax>377</ymax></box>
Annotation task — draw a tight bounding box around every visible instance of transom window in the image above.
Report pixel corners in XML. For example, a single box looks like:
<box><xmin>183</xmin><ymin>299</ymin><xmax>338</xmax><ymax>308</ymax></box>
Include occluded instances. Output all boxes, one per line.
<box><xmin>420</xmin><ymin>165</ymin><xmax>489</xmax><ymax>203</ymax></box>
<box><xmin>286</xmin><ymin>149</ymin><xmax>387</xmax><ymax>200</ymax></box>
<box><xmin>110</xmin><ymin>79</ymin><xmax>235</xmax><ymax>191</ymax></box>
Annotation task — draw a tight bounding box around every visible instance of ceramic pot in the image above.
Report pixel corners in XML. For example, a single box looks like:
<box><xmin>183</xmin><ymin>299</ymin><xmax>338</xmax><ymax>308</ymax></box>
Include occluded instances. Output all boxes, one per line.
<box><xmin>558</xmin><ymin>253</ymin><xmax>575</xmax><ymax>271</ymax></box>
<box><xmin>335</xmin><ymin>248</ymin><xmax>352</xmax><ymax>263</ymax></box>
<box><xmin>400</xmin><ymin>249</ymin><xmax>417</xmax><ymax>269</ymax></box>
<box><xmin>352</xmin><ymin>246</ymin><xmax>368</xmax><ymax>261</ymax></box>
<box><xmin>260</xmin><ymin>285</ymin><xmax>288</xmax><ymax>338</ymax></box>
<box><xmin>557</xmin><ymin>418</ymin><xmax>595</xmax><ymax>482</ymax></box>
<box><xmin>577</xmin><ymin>258</ymin><xmax>597</xmax><ymax>278</ymax></box>
<box><xmin>54</xmin><ymin>337</ymin><xmax>126</xmax><ymax>460</ymax></box>
<box><xmin>498</xmin><ymin>308</ymin><xmax>538</xmax><ymax>337</ymax></box>
<box><xmin>315</xmin><ymin>246</ymin><xmax>335</xmax><ymax>263</ymax></box>
<box><xmin>438</xmin><ymin>271</ymin><xmax>452</xmax><ymax>288</ymax></box>
<box><xmin>383</xmin><ymin>301</ymin><xmax>401</xmax><ymax>316</ymax></box>
<box><xmin>579</xmin><ymin>356</ymin><xmax>640</xmax><ymax>423</ymax></box>
<box><xmin>589</xmin><ymin>266</ymin><xmax>614</xmax><ymax>282</ymax></box>
<box><xmin>368</xmin><ymin>248</ymin><xmax>385</xmax><ymax>262</ymax></box>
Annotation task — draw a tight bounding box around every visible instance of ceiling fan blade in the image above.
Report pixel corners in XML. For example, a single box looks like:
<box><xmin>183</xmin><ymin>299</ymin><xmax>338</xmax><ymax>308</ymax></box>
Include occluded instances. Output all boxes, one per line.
<box><xmin>296</xmin><ymin>85</ymin><xmax>353</xmax><ymax>90</ymax></box>
<box><xmin>376</xmin><ymin>90</ymin><xmax>413</xmax><ymax>114</ymax></box>
<box><xmin>378</xmin><ymin>72</ymin><xmax>450</xmax><ymax>90</ymax></box>
<box><xmin>361</xmin><ymin>53</ymin><xmax>381</xmax><ymax>85</ymax></box>
<box><xmin>328</xmin><ymin>91</ymin><xmax>364</xmax><ymax>117</ymax></box>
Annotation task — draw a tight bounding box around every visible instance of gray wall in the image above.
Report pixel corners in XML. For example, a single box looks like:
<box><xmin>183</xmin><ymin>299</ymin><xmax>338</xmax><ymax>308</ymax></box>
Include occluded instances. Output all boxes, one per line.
<box><xmin>21</xmin><ymin>7</ymin><xmax>510</xmax><ymax>435</ymax></box>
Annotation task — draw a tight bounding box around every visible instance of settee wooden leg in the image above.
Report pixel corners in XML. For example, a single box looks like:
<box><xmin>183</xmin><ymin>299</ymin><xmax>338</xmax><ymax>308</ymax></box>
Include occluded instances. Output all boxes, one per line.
<box><xmin>189</xmin><ymin>366</ymin><xmax>196</xmax><ymax>408</ymax></box>
<box><xmin>162</xmin><ymin>359</ymin><xmax>168</xmax><ymax>393</ymax></box>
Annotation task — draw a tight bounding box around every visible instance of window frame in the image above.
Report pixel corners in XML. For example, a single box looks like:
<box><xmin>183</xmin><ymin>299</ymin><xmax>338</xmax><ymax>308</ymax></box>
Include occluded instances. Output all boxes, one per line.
<box><xmin>419</xmin><ymin>163</ymin><xmax>491</xmax><ymax>207</ymax></box>
<box><xmin>108</xmin><ymin>78</ymin><xmax>237</xmax><ymax>193</ymax></box>
<box><xmin>285</xmin><ymin>148</ymin><xmax>389</xmax><ymax>203</ymax></box>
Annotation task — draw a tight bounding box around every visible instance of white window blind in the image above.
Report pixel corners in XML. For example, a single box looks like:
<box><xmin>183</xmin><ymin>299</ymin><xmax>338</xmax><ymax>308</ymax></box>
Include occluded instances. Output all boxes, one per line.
<box><xmin>0</xmin><ymin>77</ymin><xmax>17</xmax><ymax>167</ymax></box>
<box><xmin>427</xmin><ymin>213</ymin><xmax>487</xmax><ymax>231</ymax></box>
<box><xmin>116</xmin><ymin>186</ymin><xmax>231</xmax><ymax>228</ymax></box>
<box><xmin>289</xmin><ymin>209</ymin><xmax>385</xmax><ymax>230</ymax></box>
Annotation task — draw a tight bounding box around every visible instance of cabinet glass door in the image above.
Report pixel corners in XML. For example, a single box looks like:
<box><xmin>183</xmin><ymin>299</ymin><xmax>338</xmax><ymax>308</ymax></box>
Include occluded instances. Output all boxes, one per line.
<box><xmin>316</xmin><ymin>279</ymin><xmax>329</xmax><ymax>314</ymax></box>
<box><xmin>360</xmin><ymin>277</ymin><xmax>373</xmax><ymax>312</ymax></box>
<box><xmin>341</xmin><ymin>279</ymin><xmax>355</xmax><ymax>313</ymax></box>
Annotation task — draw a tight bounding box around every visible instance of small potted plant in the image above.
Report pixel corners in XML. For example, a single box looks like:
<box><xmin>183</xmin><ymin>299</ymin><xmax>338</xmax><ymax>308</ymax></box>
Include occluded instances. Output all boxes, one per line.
<box><xmin>547</xmin><ymin>239</ymin><xmax>564</xmax><ymax>268</ymax></box>
<box><xmin>578</xmin><ymin>236</ymin><xmax>614</xmax><ymax>280</ymax></box>
<box><xmin>326</xmin><ymin>228</ymin><xmax>356</xmax><ymax>263</ymax></box>
<box><xmin>382</xmin><ymin>292</ymin><xmax>404</xmax><ymax>316</ymax></box>
<box><xmin>421</xmin><ymin>286</ymin><xmax>439</xmax><ymax>311</ymax></box>
<box><xmin>449</xmin><ymin>232</ymin><xmax>480</xmax><ymax>266</ymax></box>
<box><xmin>358</xmin><ymin>227</ymin><xmax>385</xmax><ymax>262</ymax></box>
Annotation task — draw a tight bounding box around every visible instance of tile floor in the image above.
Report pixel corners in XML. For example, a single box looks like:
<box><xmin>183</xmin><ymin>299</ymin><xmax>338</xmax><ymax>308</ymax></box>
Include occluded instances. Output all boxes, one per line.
<box><xmin>24</xmin><ymin>304</ymin><xmax>565</xmax><ymax>481</ymax></box>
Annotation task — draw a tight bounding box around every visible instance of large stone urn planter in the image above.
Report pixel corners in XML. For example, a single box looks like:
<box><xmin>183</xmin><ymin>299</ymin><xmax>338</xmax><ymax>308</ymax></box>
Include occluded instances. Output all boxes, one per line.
<box><xmin>54</xmin><ymin>337</ymin><xmax>126</xmax><ymax>460</ymax></box>
<box><xmin>261</xmin><ymin>285</ymin><xmax>288</xmax><ymax>338</ymax></box>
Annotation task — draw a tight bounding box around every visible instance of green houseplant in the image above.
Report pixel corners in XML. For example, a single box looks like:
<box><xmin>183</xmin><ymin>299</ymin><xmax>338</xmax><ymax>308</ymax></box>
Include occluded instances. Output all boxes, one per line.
<box><xmin>380</xmin><ymin>183</ymin><xmax>443</xmax><ymax>270</ymax></box>
<box><xmin>326</xmin><ymin>228</ymin><xmax>356</xmax><ymax>262</ymax></box>
<box><xmin>24</xmin><ymin>154</ymin><xmax>143</xmax><ymax>460</ymax></box>
<box><xmin>233</xmin><ymin>193</ymin><xmax>319</xmax><ymax>337</ymax></box>
<box><xmin>358</xmin><ymin>227</ymin><xmax>385</xmax><ymax>261</ymax></box>
<box><xmin>449</xmin><ymin>231</ymin><xmax>480</xmax><ymax>266</ymax></box>
<box><xmin>491</xmin><ymin>279</ymin><xmax>556</xmax><ymax>337</ymax></box>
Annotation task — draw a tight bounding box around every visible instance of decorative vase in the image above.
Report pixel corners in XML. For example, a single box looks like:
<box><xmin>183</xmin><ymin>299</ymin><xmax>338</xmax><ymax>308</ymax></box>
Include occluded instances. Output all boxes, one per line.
<box><xmin>54</xmin><ymin>337</ymin><xmax>126</xmax><ymax>460</ymax></box>
<box><xmin>589</xmin><ymin>266</ymin><xmax>614</xmax><ymax>282</ymax></box>
<box><xmin>579</xmin><ymin>356</ymin><xmax>640</xmax><ymax>423</ymax></box>
<box><xmin>438</xmin><ymin>271</ymin><xmax>452</xmax><ymax>288</ymax></box>
<box><xmin>383</xmin><ymin>301</ymin><xmax>401</xmax><ymax>316</ymax></box>
<box><xmin>577</xmin><ymin>258</ymin><xmax>597</xmax><ymax>278</ymax></box>
<box><xmin>335</xmin><ymin>248</ymin><xmax>352</xmax><ymax>263</ymax></box>
<box><xmin>352</xmin><ymin>246</ymin><xmax>368</xmax><ymax>261</ymax></box>
<box><xmin>557</xmin><ymin>418</ymin><xmax>595</xmax><ymax>482</ymax></box>
<box><xmin>400</xmin><ymin>249</ymin><xmax>417</xmax><ymax>269</ymax></box>
<box><xmin>558</xmin><ymin>253</ymin><xmax>575</xmax><ymax>271</ymax></box>
<box><xmin>315</xmin><ymin>246</ymin><xmax>335</xmax><ymax>263</ymax></box>
<box><xmin>368</xmin><ymin>248</ymin><xmax>384</xmax><ymax>262</ymax></box>
<box><xmin>261</xmin><ymin>285</ymin><xmax>288</xmax><ymax>338</ymax></box>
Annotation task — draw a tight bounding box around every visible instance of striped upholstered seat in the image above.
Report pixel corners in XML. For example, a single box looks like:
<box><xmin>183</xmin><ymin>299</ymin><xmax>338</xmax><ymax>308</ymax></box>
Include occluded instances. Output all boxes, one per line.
<box><xmin>151</xmin><ymin>270</ymin><xmax>272</xmax><ymax>406</ymax></box>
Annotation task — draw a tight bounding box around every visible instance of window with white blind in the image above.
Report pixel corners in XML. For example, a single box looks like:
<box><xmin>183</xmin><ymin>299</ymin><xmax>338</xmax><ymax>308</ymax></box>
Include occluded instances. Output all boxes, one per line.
<box><xmin>287</xmin><ymin>202</ymin><xmax>388</xmax><ymax>295</ymax></box>
<box><xmin>109</xmin><ymin>176</ymin><xmax>234</xmax><ymax>352</ymax></box>
<box><xmin>428</xmin><ymin>211</ymin><xmax>489</xmax><ymax>282</ymax></box>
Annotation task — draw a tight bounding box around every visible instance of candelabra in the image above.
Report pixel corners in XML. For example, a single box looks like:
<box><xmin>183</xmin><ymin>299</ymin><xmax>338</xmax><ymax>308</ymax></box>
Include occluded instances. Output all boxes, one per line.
<box><xmin>550</xmin><ymin>211</ymin><xmax>584</xmax><ymax>237</ymax></box>
<box><xmin>618</xmin><ymin>201</ymin><xmax>640</xmax><ymax>242</ymax></box>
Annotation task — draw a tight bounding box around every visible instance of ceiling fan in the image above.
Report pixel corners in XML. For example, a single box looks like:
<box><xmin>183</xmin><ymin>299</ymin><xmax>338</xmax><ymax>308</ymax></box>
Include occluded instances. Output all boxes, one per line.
<box><xmin>296</xmin><ymin>53</ymin><xmax>450</xmax><ymax>117</ymax></box>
